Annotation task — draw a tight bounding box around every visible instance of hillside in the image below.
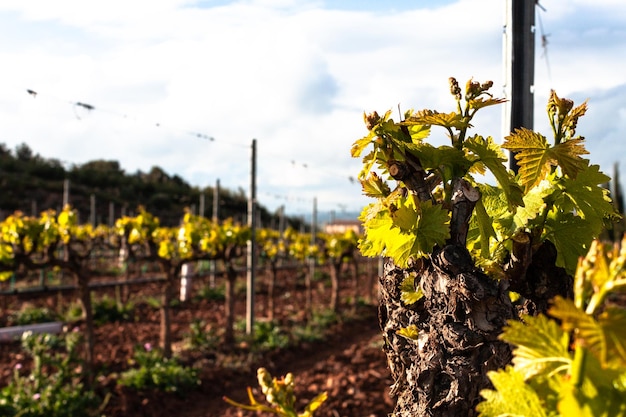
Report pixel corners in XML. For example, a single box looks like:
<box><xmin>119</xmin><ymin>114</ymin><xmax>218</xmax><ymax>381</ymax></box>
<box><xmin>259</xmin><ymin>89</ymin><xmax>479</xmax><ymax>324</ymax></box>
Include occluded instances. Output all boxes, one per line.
<box><xmin>0</xmin><ymin>142</ymin><xmax>303</xmax><ymax>228</ymax></box>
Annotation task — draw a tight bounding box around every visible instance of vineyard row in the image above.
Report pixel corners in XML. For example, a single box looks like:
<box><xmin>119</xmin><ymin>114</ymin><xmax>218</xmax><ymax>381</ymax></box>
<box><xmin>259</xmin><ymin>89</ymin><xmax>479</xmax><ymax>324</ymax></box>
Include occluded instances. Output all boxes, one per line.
<box><xmin>0</xmin><ymin>205</ymin><xmax>367</xmax><ymax>375</ymax></box>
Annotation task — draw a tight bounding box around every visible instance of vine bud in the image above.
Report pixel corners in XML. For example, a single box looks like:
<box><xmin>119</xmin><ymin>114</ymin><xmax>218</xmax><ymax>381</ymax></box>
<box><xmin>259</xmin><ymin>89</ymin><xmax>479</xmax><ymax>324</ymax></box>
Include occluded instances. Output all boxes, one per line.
<box><xmin>465</xmin><ymin>79</ymin><xmax>481</xmax><ymax>99</ymax></box>
<box><xmin>284</xmin><ymin>372</ymin><xmax>294</xmax><ymax>388</ymax></box>
<box><xmin>364</xmin><ymin>111</ymin><xmax>381</xmax><ymax>130</ymax></box>
<box><xmin>257</xmin><ymin>368</ymin><xmax>273</xmax><ymax>394</ymax></box>
<box><xmin>449</xmin><ymin>77</ymin><xmax>462</xmax><ymax>100</ymax></box>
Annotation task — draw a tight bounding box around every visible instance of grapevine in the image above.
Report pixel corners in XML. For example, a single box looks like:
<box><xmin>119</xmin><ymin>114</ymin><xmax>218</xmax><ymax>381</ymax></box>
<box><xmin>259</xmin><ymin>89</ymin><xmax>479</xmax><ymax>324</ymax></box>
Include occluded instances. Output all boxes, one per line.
<box><xmin>352</xmin><ymin>78</ymin><xmax>621</xmax><ymax>416</ymax></box>
<box><xmin>353</xmin><ymin>79</ymin><xmax>618</xmax><ymax>302</ymax></box>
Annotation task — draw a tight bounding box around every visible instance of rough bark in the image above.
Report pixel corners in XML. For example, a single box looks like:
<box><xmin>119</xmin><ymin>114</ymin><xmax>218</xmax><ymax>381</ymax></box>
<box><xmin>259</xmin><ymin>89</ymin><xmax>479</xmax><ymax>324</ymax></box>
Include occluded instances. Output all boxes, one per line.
<box><xmin>507</xmin><ymin>239</ymin><xmax>573</xmax><ymax>316</ymax></box>
<box><xmin>160</xmin><ymin>278</ymin><xmax>174</xmax><ymax>358</ymax></box>
<box><xmin>379</xmin><ymin>245</ymin><xmax>516</xmax><ymax>417</ymax></box>
<box><xmin>329</xmin><ymin>260</ymin><xmax>341</xmax><ymax>313</ymax></box>
<box><xmin>223</xmin><ymin>262</ymin><xmax>236</xmax><ymax>346</ymax></box>
<box><xmin>305</xmin><ymin>263</ymin><xmax>313</xmax><ymax>318</ymax></box>
<box><xmin>76</xmin><ymin>273</ymin><xmax>95</xmax><ymax>383</ymax></box>
<box><xmin>350</xmin><ymin>257</ymin><xmax>359</xmax><ymax>310</ymax></box>
<box><xmin>267</xmin><ymin>262</ymin><xmax>277</xmax><ymax>320</ymax></box>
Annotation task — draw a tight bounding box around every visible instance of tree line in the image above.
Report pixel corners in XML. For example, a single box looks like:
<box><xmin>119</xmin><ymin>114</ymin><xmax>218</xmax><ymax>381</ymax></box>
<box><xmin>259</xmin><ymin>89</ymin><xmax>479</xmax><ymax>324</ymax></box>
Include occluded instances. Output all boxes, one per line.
<box><xmin>0</xmin><ymin>142</ymin><xmax>305</xmax><ymax>229</ymax></box>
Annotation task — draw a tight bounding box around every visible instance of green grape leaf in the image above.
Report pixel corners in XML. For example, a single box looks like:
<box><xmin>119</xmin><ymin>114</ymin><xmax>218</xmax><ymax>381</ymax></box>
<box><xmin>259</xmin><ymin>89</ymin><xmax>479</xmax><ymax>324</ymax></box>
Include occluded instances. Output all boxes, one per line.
<box><xmin>410</xmin><ymin>200</ymin><xmax>451</xmax><ymax>255</ymax></box>
<box><xmin>560</xmin><ymin>163</ymin><xmax>616</xmax><ymax>234</ymax></box>
<box><xmin>468</xmin><ymin>96</ymin><xmax>507</xmax><ymax>111</ymax></box>
<box><xmin>468</xmin><ymin>198</ymin><xmax>497</xmax><ymax>259</ymax></box>
<box><xmin>559</xmin><ymin>99</ymin><xmax>589</xmax><ymax>139</ymax></box>
<box><xmin>359</xmin><ymin>200</ymin><xmax>450</xmax><ymax>267</ymax></box>
<box><xmin>552</xmin><ymin>138</ymin><xmax>589</xmax><ymax>179</ymax></box>
<box><xmin>408</xmin><ymin>123</ymin><xmax>431</xmax><ymax>142</ymax></box>
<box><xmin>360</xmin><ymin>172</ymin><xmax>391</xmax><ymax>198</ymax></box>
<box><xmin>468</xmin><ymin>185</ymin><xmax>514</xmax><ymax>253</ymax></box>
<box><xmin>351</xmin><ymin>130</ymin><xmax>376</xmax><ymax>158</ymax></box>
<box><xmin>400</xmin><ymin>275</ymin><xmax>423</xmax><ymax>305</ymax></box>
<box><xmin>477</xmin><ymin>367</ymin><xmax>548</xmax><ymax>417</ymax></box>
<box><xmin>548</xmin><ymin>296</ymin><xmax>607</xmax><ymax>362</ymax></box>
<box><xmin>357</xmin><ymin>203</ymin><xmax>389</xmax><ymax>258</ymax></box>
<box><xmin>597</xmin><ymin>307</ymin><xmax>626</xmax><ymax>369</ymax></box>
<box><xmin>514</xmin><ymin>179</ymin><xmax>552</xmax><ymax>229</ymax></box>
<box><xmin>503</xmin><ymin>128</ymin><xmax>553</xmax><ymax>192</ymax></box>
<box><xmin>543</xmin><ymin>211</ymin><xmax>595</xmax><ymax>275</ymax></box>
<box><xmin>358</xmin><ymin>149</ymin><xmax>380</xmax><ymax>180</ymax></box>
<box><xmin>402</xmin><ymin>142</ymin><xmax>470</xmax><ymax>175</ymax></box>
<box><xmin>376</xmin><ymin>119</ymin><xmax>409</xmax><ymax>144</ymax></box>
<box><xmin>390</xmin><ymin>200</ymin><xmax>419</xmax><ymax>232</ymax></box>
<box><xmin>500</xmin><ymin>314</ymin><xmax>571</xmax><ymax>380</ymax></box>
<box><xmin>548</xmin><ymin>296</ymin><xmax>626</xmax><ymax>369</ymax></box>
<box><xmin>465</xmin><ymin>135</ymin><xmax>524</xmax><ymax>209</ymax></box>
<box><xmin>384</xmin><ymin>227</ymin><xmax>423</xmax><ymax>267</ymax></box>
<box><xmin>405</xmin><ymin>110</ymin><xmax>467</xmax><ymax>130</ymax></box>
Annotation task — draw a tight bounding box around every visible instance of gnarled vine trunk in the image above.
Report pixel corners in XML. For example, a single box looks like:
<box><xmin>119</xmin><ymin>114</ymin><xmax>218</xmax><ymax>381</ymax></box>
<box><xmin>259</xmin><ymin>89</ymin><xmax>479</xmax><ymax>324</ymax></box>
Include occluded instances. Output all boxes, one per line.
<box><xmin>379</xmin><ymin>245</ymin><xmax>515</xmax><ymax>416</ymax></box>
<box><xmin>379</xmin><ymin>241</ymin><xmax>574</xmax><ymax>416</ymax></box>
<box><xmin>76</xmin><ymin>273</ymin><xmax>95</xmax><ymax>384</ymax></box>
<box><xmin>160</xmin><ymin>277</ymin><xmax>175</xmax><ymax>358</ymax></box>
<box><xmin>224</xmin><ymin>261</ymin><xmax>236</xmax><ymax>346</ymax></box>
<box><xmin>329</xmin><ymin>259</ymin><xmax>341</xmax><ymax>313</ymax></box>
<box><xmin>267</xmin><ymin>262</ymin><xmax>278</xmax><ymax>320</ymax></box>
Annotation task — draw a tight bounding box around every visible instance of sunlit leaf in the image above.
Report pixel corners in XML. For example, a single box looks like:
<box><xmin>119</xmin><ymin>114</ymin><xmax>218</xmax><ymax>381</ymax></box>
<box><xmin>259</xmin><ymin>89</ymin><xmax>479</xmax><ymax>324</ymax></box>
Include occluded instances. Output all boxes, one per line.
<box><xmin>551</xmin><ymin>138</ymin><xmax>589</xmax><ymax>179</ymax></box>
<box><xmin>359</xmin><ymin>200</ymin><xmax>449</xmax><ymax>267</ymax></box>
<box><xmin>360</xmin><ymin>172</ymin><xmax>391</xmax><ymax>198</ymax></box>
<box><xmin>405</xmin><ymin>110</ymin><xmax>467</xmax><ymax>130</ymax></box>
<box><xmin>597</xmin><ymin>308</ymin><xmax>626</xmax><ymax>368</ymax></box>
<box><xmin>500</xmin><ymin>314</ymin><xmax>571</xmax><ymax>380</ymax></box>
<box><xmin>402</xmin><ymin>142</ymin><xmax>471</xmax><ymax>179</ymax></box>
<box><xmin>543</xmin><ymin>212</ymin><xmax>595</xmax><ymax>275</ymax></box>
<box><xmin>477</xmin><ymin>367</ymin><xmax>548</xmax><ymax>417</ymax></box>
<box><xmin>513</xmin><ymin>179</ymin><xmax>552</xmax><ymax>229</ymax></box>
<box><xmin>351</xmin><ymin>130</ymin><xmax>376</xmax><ymax>158</ymax></box>
<box><xmin>548</xmin><ymin>297</ymin><xmax>626</xmax><ymax>369</ymax></box>
<box><xmin>560</xmin><ymin>163</ymin><xmax>616</xmax><ymax>235</ymax></box>
<box><xmin>468</xmin><ymin>96</ymin><xmax>507</xmax><ymax>111</ymax></box>
<box><xmin>467</xmin><ymin>197</ymin><xmax>497</xmax><ymax>259</ymax></box>
<box><xmin>503</xmin><ymin>128</ymin><xmax>553</xmax><ymax>192</ymax></box>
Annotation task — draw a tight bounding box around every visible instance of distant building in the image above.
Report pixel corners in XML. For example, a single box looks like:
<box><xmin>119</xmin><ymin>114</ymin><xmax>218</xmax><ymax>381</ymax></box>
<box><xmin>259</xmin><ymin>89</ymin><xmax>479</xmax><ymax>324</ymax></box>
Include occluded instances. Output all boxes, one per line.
<box><xmin>323</xmin><ymin>219</ymin><xmax>363</xmax><ymax>235</ymax></box>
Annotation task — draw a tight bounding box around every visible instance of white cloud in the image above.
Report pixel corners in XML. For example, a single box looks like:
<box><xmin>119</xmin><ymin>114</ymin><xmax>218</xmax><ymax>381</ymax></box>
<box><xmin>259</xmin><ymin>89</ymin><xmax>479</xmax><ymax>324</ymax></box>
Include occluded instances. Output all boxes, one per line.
<box><xmin>0</xmin><ymin>0</ymin><xmax>625</xmax><ymax>216</ymax></box>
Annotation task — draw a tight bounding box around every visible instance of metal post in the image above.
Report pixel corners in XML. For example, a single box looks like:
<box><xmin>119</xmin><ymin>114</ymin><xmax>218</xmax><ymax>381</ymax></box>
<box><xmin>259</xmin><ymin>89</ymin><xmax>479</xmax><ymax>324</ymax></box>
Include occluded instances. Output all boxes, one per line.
<box><xmin>63</xmin><ymin>179</ymin><xmax>70</xmax><ymax>207</ymax></box>
<box><xmin>278</xmin><ymin>205</ymin><xmax>285</xmax><ymax>235</ymax></box>
<box><xmin>504</xmin><ymin>0</ymin><xmax>536</xmax><ymax>172</ymax></box>
<box><xmin>109</xmin><ymin>202</ymin><xmax>114</xmax><ymax>227</ymax></box>
<box><xmin>210</xmin><ymin>179</ymin><xmax>220</xmax><ymax>288</ymax></box>
<box><xmin>308</xmin><ymin>197</ymin><xmax>317</xmax><ymax>311</ymax></box>
<box><xmin>212</xmin><ymin>179</ymin><xmax>220</xmax><ymax>222</ymax></box>
<box><xmin>246</xmin><ymin>139</ymin><xmax>257</xmax><ymax>335</ymax></box>
<box><xmin>199</xmin><ymin>192</ymin><xmax>205</xmax><ymax>218</ymax></box>
<box><xmin>90</xmin><ymin>194</ymin><xmax>96</xmax><ymax>227</ymax></box>
<box><xmin>180</xmin><ymin>263</ymin><xmax>193</xmax><ymax>302</ymax></box>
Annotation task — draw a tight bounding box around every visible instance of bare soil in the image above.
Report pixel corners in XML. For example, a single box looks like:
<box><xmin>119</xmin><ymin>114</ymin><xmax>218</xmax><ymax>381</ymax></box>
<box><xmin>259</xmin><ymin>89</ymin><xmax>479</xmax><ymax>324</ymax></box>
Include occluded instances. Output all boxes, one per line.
<box><xmin>0</xmin><ymin>268</ymin><xmax>394</xmax><ymax>416</ymax></box>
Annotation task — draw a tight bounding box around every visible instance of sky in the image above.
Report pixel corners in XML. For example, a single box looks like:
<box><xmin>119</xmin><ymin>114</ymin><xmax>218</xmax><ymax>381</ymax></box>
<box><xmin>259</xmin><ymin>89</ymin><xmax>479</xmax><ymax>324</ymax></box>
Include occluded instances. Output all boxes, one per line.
<box><xmin>1</xmin><ymin>0</ymin><xmax>625</xmax><ymax>220</ymax></box>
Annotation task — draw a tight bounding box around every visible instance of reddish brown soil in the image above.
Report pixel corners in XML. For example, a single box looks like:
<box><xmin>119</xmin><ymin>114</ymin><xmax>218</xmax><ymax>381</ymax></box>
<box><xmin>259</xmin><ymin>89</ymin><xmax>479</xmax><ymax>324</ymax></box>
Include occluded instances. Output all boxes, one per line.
<box><xmin>0</xmin><ymin>268</ymin><xmax>395</xmax><ymax>416</ymax></box>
